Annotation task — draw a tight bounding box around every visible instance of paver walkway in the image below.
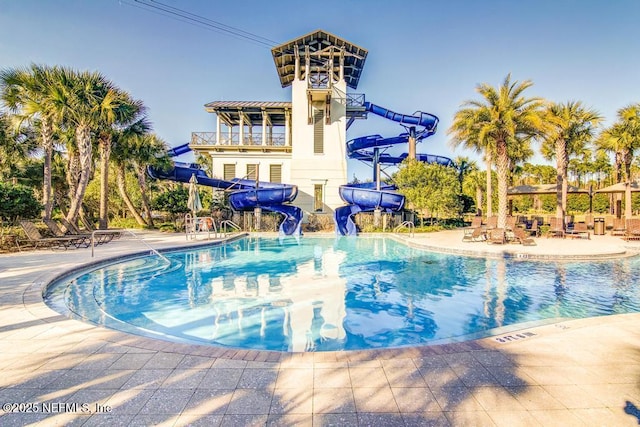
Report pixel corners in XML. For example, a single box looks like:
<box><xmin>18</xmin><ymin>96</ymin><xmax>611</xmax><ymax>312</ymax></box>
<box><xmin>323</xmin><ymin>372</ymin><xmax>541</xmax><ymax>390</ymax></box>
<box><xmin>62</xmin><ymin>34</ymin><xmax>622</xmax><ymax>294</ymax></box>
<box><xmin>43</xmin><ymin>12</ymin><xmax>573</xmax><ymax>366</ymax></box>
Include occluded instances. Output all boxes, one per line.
<box><xmin>1</xmin><ymin>230</ymin><xmax>640</xmax><ymax>426</ymax></box>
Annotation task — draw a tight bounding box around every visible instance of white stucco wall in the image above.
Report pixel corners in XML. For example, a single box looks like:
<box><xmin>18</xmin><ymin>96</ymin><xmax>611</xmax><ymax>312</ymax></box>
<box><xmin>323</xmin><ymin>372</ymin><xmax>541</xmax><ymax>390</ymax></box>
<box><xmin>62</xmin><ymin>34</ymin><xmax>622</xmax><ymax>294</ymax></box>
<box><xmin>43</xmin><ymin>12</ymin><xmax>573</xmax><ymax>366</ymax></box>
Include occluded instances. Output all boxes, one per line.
<box><xmin>289</xmin><ymin>79</ymin><xmax>348</xmax><ymax>216</ymax></box>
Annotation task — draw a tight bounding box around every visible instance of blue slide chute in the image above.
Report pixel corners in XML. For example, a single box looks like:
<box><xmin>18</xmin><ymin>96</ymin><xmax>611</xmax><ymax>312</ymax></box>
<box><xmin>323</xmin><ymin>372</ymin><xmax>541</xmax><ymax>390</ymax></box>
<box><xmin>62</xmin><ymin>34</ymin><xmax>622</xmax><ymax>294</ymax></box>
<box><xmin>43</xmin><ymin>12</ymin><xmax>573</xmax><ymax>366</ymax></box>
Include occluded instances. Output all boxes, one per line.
<box><xmin>149</xmin><ymin>143</ymin><xmax>303</xmax><ymax>235</ymax></box>
<box><xmin>335</xmin><ymin>103</ymin><xmax>453</xmax><ymax>235</ymax></box>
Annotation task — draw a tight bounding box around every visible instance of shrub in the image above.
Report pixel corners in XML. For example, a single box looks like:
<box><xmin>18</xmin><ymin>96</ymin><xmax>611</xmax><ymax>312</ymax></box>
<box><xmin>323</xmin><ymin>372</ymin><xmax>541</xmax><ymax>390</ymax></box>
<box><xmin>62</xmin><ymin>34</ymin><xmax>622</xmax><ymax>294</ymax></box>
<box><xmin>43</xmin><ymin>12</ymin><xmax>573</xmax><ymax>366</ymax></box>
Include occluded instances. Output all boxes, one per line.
<box><xmin>0</xmin><ymin>181</ymin><xmax>42</xmax><ymax>222</ymax></box>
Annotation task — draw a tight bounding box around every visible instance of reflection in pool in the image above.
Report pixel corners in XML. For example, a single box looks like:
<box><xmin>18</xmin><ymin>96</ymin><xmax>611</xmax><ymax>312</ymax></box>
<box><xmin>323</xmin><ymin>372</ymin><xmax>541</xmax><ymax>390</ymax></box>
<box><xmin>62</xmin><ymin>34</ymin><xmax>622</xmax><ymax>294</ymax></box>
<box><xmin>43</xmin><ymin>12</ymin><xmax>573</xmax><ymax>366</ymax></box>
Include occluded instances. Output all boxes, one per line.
<box><xmin>44</xmin><ymin>236</ymin><xmax>640</xmax><ymax>352</ymax></box>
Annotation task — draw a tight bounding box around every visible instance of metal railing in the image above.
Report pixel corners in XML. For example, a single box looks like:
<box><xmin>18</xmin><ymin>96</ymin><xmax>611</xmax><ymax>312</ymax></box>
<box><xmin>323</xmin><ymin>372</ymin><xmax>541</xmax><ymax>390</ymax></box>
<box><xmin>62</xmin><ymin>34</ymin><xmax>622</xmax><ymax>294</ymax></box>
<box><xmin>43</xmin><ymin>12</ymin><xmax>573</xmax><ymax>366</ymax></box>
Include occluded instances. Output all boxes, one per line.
<box><xmin>394</xmin><ymin>221</ymin><xmax>415</xmax><ymax>237</ymax></box>
<box><xmin>191</xmin><ymin>131</ymin><xmax>287</xmax><ymax>147</ymax></box>
<box><xmin>91</xmin><ymin>229</ymin><xmax>170</xmax><ymax>263</ymax></box>
<box><xmin>219</xmin><ymin>220</ymin><xmax>242</xmax><ymax>236</ymax></box>
<box><xmin>185</xmin><ymin>215</ymin><xmax>219</xmax><ymax>240</ymax></box>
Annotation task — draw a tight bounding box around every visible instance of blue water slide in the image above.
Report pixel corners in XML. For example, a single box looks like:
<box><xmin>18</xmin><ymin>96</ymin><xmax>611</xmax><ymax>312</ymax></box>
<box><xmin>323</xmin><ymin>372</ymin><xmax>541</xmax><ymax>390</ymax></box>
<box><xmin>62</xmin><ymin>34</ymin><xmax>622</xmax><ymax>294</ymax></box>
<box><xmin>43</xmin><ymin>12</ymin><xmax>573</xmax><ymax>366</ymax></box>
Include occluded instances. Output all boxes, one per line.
<box><xmin>149</xmin><ymin>147</ymin><xmax>303</xmax><ymax>235</ymax></box>
<box><xmin>335</xmin><ymin>102</ymin><xmax>453</xmax><ymax>235</ymax></box>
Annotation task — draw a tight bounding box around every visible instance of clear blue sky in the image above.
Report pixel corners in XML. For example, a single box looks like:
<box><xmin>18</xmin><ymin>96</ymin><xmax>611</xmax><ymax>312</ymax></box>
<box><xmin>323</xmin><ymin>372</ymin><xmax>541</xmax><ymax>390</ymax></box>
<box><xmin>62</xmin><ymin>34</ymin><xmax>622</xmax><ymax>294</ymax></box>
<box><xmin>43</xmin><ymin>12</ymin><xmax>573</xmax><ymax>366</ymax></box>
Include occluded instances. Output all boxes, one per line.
<box><xmin>1</xmin><ymin>0</ymin><xmax>639</xmax><ymax>180</ymax></box>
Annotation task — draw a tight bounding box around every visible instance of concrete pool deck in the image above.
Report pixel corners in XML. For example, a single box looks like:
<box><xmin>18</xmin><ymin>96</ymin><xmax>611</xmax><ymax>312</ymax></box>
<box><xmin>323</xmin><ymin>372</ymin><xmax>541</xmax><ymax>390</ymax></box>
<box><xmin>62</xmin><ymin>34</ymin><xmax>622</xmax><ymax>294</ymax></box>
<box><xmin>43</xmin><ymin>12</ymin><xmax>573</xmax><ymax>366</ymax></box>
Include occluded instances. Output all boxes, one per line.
<box><xmin>1</xmin><ymin>230</ymin><xmax>640</xmax><ymax>426</ymax></box>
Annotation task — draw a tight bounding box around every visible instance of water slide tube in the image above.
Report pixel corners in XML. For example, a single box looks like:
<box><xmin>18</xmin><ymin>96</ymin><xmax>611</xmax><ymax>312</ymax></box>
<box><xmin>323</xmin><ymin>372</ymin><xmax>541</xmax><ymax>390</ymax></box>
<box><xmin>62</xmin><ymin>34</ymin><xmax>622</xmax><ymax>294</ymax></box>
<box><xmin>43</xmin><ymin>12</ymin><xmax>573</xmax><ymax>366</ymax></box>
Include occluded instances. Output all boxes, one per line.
<box><xmin>334</xmin><ymin>102</ymin><xmax>454</xmax><ymax>235</ymax></box>
<box><xmin>149</xmin><ymin>143</ymin><xmax>303</xmax><ymax>235</ymax></box>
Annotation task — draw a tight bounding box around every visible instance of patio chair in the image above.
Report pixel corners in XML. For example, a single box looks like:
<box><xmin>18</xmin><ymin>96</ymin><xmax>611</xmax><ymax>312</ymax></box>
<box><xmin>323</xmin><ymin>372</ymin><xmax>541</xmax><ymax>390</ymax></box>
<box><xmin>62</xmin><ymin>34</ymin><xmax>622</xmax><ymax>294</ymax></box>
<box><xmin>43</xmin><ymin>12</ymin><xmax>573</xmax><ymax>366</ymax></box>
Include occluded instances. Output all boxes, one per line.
<box><xmin>462</xmin><ymin>226</ymin><xmax>486</xmax><ymax>242</ymax></box>
<box><xmin>487</xmin><ymin>228</ymin><xmax>506</xmax><ymax>244</ymax></box>
<box><xmin>624</xmin><ymin>219</ymin><xmax>640</xmax><ymax>241</ymax></box>
<box><xmin>512</xmin><ymin>227</ymin><xmax>536</xmax><ymax>246</ymax></box>
<box><xmin>17</xmin><ymin>220</ymin><xmax>85</xmax><ymax>251</ymax></box>
<box><xmin>526</xmin><ymin>219</ymin><xmax>540</xmax><ymax>237</ymax></box>
<box><xmin>75</xmin><ymin>216</ymin><xmax>120</xmax><ymax>243</ymax></box>
<box><xmin>566</xmin><ymin>222</ymin><xmax>590</xmax><ymax>240</ymax></box>
<box><xmin>506</xmin><ymin>216</ymin><xmax>517</xmax><ymax>231</ymax></box>
<box><xmin>611</xmin><ymin>217</ymin><xmax>626</xmax><ymax>236</ymax></box>
<box><xmin>485</xmin><ymin>216</ymin><xmax>498</xmax><ymax>230</ymax></box>
<box><xmin>546</xmin><ymin>217</ymin><xmax>565</xmax><ymax>238</ymax></box>
<box><xmin>43</xmin><ymin>219</ymin><xmax>91</xmax><ymax>247</ymax></box>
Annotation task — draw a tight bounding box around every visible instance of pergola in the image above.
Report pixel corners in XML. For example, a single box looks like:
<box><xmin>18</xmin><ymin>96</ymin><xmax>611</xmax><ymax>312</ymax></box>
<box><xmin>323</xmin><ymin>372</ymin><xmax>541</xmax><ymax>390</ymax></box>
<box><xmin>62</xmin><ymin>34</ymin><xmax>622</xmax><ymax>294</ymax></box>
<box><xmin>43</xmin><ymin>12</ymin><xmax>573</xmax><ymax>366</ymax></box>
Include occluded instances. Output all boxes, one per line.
<box><xmin>595</xmin><ymin>181</ymin><xmax>640</xmax><ymax>218</ymax></box>
<box><xmin>507</xmin><ymin>184</ymin><xmax>590</xmax><ymax>214</ymax></box>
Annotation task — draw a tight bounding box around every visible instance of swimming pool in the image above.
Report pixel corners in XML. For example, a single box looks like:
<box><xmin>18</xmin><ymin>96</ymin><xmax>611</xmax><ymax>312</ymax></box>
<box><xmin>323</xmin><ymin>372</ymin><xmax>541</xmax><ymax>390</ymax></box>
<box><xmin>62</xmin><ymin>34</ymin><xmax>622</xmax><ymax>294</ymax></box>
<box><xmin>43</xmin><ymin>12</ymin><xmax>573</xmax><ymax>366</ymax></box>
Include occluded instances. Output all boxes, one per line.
<box><xmin>44</xmin><ymin>236</ymin><xmax>640</xmax><ymax>352</ymax></box>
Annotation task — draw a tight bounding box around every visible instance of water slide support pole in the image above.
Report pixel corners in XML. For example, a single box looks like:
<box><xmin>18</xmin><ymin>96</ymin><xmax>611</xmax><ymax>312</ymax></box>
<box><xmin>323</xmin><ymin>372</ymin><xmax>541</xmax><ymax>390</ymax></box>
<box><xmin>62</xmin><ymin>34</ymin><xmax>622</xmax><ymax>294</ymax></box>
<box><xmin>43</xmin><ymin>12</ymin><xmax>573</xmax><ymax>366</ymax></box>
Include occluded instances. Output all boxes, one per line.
<box><xmin>254</xmin><ymin>164</ymin><xmax>261</xmax><ymax>230</ymax></box>
<box><xmin>408</xmin><ymin>126</ymin><xmax>416</xmax><ymax>160</ymax></box>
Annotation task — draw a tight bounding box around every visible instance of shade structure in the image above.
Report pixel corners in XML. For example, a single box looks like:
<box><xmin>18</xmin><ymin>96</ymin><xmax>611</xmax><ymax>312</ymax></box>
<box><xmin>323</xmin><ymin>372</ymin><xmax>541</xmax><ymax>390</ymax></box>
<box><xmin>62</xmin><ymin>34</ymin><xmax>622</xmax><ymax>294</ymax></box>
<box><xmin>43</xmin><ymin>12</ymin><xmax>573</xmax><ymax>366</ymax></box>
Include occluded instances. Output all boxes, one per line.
<box><xmin>595</xmin><ymin>181</ymin><xmax>640</xmax><ymax>219</ymax></box>
<box><xmin>507</xmin><ymin>183</ymin><xmax>589</xmax><ymax>195</ymax></box>
<box><xmin>187</xmin><ymin>174</ymin><xmax>203</xmax><ymax>215</ymax></box>
<box><xmin>594</xmin><ymin>181</ymin><xmax>640</xmax><ymax>193</ymax></box>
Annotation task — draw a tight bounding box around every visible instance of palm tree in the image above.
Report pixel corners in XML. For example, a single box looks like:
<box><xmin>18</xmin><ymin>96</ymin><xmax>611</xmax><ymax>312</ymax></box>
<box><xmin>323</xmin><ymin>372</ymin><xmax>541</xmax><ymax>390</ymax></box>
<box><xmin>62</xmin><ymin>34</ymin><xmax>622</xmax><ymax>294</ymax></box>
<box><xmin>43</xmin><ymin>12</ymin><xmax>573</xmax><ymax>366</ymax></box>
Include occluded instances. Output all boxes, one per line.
<box><xmin>596</xmin><ymin>103</ymin><xmax>640</xmax><ymax>217</ymax></box>
<box><xmin>541</xmin><ymin>101</ymin><xmax>601</xmax><ymax>225</ymax></box>
<box><xmin>46</xmin><ymin>67</ymin><xmax>121</xmax><ymax>225</ymax></box>
<box><xmin>0</xmin><ymin>64</ymin><xmax>58</xmax><ymax>219</ymax></box>
<box><xmin>96</xmin><ymin>92</ymin><xmax>146</xmax><ymax>229</ymax></box>
<box><xmin>447</xmin><ymin>108</ymin><xmax>494</xmax><ymax>218</ymax></box>
<box><xmin>111</xmin><ymin>129</ymin><xmax>168</xmax><ymax>227</ymax></box>
<box><xmin>449</xmin><ymin>74</ymin><xmax>545</xmax><ymax>228</ymax></box>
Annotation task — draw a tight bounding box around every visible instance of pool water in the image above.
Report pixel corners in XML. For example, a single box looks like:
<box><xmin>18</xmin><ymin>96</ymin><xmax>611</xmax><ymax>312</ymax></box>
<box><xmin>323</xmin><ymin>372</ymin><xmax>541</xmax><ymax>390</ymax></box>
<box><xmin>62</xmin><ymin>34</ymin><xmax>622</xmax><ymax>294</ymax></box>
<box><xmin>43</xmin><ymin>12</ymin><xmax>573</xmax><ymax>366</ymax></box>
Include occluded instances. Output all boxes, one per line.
<box><xmin>45</xmin><ymin>236</ymin><xmax>640</xmax><ymax>352</ymax></box>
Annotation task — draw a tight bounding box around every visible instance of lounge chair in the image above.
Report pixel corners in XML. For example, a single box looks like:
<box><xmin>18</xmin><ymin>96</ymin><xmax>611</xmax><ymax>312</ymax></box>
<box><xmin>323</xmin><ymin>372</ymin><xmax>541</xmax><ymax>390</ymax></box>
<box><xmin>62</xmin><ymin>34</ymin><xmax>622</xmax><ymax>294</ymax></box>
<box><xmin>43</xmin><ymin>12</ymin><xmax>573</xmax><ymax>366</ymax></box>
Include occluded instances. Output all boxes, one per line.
<box><xmin>487</xmin><ymin>228</ymin><xmax>506</xmax><ymax>244</ymax></box>
<box><xmin>43</xmin><ymin>219</ymin><xmax>91</xmax><ymax>247</ymax></box>
<box><xmin>526</xmin><ymin>219</ymin><xmax>540</xmax><ymax>237</ymax></box>
<box><xmin>17</xmin><ymin>220</ymin><xmax>85</xmax><ymax>251</ymax></box>
<box><xmin>485</xmin><ymin>216</ymin><xmax>498</xmax><ymax>230</ymax></box>
<box><xmin>546</xmin><ymin>217</ymin><xmax>565</xmax><ymax>238</ymax></box>
<box><xmin>462</xmin><ymin>226</ymin><xmax>486</xmax><ymax>242</ymax></box>
<box><xmin>512</xmin><ymin>227</ymin><xmax>536</xmax><ymax>246</ymax></box>
<box><xmin>566</xmin><ymin>222</ymin><xmax>590</xmax><ymax>240</ymax></box>
<box><xmin>611</xmin><ymin>217</ymin><xmax>626</xmax><ymax>236</ymax></box>
<box><xmin>78</xmin><ymin>216</ymin><xmax>122</xmax><ymax>242</ymax></box>
<box><xmin>624</xmin><ymin>219</ymin><xmax>640</xmax><ymax>241</ymax></box>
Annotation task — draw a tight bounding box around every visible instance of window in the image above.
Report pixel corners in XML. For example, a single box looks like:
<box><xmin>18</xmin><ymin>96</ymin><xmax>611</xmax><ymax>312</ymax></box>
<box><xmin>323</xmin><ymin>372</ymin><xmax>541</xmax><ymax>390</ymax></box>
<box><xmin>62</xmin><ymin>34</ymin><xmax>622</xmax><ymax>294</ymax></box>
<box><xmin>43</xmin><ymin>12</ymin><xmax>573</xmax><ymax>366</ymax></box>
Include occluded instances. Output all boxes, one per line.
<box><xmin>246</xmin><ymin>164</ymin><xmax>258</xmax><ymax>180</ymax></box>
<box><xmin>313</xmin><ymin>107</ymin><xmax>324</xmax><ymax>154</ymax></box>
<box><xmin>223</xmin><ymin>164</ymin><xmax>236</xmax><ymax>181</ymax></box>
<box><xmin>314</xmin><ymin>184</ymin><xmax>324</xmax><ymax>212</ymax></box>
<box><xmin>270</xmin><ymin>164</ymin><xmax>282</xmax><ymax>183</ymax></box>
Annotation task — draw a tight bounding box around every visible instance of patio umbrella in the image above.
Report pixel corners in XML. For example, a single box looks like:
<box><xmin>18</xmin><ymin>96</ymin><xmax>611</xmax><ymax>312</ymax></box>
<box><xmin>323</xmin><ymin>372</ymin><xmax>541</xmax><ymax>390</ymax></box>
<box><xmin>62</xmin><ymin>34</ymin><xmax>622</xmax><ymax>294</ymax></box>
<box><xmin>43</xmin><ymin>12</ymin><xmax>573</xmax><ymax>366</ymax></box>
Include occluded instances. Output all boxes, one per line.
<box><xmin>187</xmin><ymin>173</ymin><xmax>203</xmax><ymax>217</ymax></box>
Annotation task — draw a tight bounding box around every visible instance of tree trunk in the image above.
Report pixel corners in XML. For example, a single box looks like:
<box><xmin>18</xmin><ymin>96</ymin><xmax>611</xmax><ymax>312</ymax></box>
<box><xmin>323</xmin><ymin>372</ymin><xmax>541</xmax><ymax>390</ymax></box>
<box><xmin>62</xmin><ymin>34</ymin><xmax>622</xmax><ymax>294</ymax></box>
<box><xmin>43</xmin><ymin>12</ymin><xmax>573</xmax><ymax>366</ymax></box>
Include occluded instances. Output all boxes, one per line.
<box><xmin>136</xmin><ymin>165</ymin><xmax>154</xmax><ymax>228</ymax></box>
<box><xmin>555</xmin><ymin>139</ymin><xmax>567</xmax><ymax>227</ymax></box>
<box><xmin>485</xmin><ymin>155</ymin><xmax>493</xmax><ymax>218</ymax></box>
<box><xmin>41</xmin><ymin>117</ymin><xmax>54</xmax><ymax>220</ymax></box>
<box><xmin>495</xmin><ymin>140</ymin><xmax>509</xmax><ymax>229</ymax></box>
<box><xmin>66</xmin><ymin>150</ymin><xmax>80</xmax><ymax>209</ymax></box>
<box><xmin>98</xmin><ymin>136</ymin><xmax>111</xmax><ymax>229</ymax></box>
<box><xmin>66</xmin><ymin>125</ymin><xmax>92</xmax><ymax>224</ymax></box>
<box><xmin>116</xmin><ymin>164</ymin><xmax>146</xmax><ymax>226</ymax></box>
<box><xmin>475</xmin><ymin>185</ymin><xmax>483</xmax><ymax>216</ymax></box>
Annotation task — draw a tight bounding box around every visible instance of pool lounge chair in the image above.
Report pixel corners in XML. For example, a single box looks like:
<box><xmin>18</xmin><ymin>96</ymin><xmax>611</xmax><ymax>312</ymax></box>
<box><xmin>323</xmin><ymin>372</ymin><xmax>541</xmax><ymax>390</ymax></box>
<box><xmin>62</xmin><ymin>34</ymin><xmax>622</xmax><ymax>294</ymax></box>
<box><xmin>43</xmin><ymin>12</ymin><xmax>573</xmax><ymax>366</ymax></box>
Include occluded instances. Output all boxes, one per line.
<box><xmin>43</xmin><ymin>219</ymin><xmax>92</xmax><ymax>247</ymax></box>
<box><xmin>624</xmin><ymin>219</ymin><xmax>640</xmax><ymax>241</ymax></box>
<box><xmin>546</xmin><ymin>217</ymin><xmax>565</xmax><ymax>238</ymax></box>
<box><xmin>566</xmin><ymin>222</ymin><xmax>590</xmax><ymax>240</ymax></box>
<box><xmin>17</xmin><ymin>220</ymin><xmax>86</xmax><ymax>251</ymax></box>
<box><xmin>78</xmin><ymin>216</ymin><xmax>122</xmax><ymax>242</ymax></box>
<box><xmin>462</xmin><ymin>226</ymin><xmax>486</xmax><ymax>242</ymax></box>
<box><xmin>487</xmin><ymin>228</ymin><xmax>506</xmax><ymax>244</ymax></box>
<box><xmin>512</xmin><ymin>227</ymin><xmax>536</xmax><ymax>246</ymax></box>
<box><xmin>611</xmin><ymin>217</ymin><xmax>626</xmax><ymax>236</ymax></box>
<box><xmin>526</xmin><ymin>219</ymin><xmax>540</xmax><ymax>237</ymax></box>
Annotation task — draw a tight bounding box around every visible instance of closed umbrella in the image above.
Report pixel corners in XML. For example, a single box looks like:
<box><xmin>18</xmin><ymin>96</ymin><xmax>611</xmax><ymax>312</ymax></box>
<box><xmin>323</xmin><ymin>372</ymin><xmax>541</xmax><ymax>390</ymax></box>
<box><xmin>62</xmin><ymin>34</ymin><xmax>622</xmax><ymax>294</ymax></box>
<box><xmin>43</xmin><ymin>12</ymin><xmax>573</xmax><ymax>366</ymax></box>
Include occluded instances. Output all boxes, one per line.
<box><xmin>188</xmin><ymin>173</ymin><xmax>202</xmax><ymax>217</ymax></box>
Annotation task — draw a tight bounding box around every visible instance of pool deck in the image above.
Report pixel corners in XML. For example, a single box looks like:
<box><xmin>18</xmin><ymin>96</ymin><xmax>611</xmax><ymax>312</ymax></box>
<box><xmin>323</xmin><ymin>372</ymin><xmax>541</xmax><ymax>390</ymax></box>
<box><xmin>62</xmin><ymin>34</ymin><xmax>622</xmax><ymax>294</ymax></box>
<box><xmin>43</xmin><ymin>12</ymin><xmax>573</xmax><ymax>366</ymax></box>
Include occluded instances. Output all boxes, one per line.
<box><xmin>2</xmin><ymin>230</ymin><xmax>640</xmax><ymax>426</ymax></box>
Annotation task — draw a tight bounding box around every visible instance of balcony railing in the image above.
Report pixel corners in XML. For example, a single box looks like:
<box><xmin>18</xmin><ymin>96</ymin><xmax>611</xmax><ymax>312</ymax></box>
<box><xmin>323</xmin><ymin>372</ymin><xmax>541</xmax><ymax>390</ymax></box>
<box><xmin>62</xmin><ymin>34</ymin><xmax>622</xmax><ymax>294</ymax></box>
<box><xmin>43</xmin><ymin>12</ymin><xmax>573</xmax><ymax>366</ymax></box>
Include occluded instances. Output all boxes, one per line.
<box><xmin>191</xmin><ymin>132</ymin><xmax>287</xmax><ymax>147</ymax></box>
<box><xmin>346</xmin><ymin>93</ymin><xmax>365</xmax><ymax>108</ymax></box>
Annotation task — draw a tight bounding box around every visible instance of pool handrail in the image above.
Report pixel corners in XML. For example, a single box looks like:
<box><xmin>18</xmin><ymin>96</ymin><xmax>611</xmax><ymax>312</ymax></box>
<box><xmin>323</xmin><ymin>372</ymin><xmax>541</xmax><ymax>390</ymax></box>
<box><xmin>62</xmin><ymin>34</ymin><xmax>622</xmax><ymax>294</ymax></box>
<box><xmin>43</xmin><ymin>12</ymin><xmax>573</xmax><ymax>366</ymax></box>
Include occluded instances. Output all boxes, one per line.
<box><xmin>394</xmin><ymin>221</ymin><xmax>415</xmax><ymax>237</ymax></box>
<box><xmin>185</xmin><ymin>214</ymin><xmax>219</xmax><ymax>240</ymax></box>
<box><xmin>220</xmin><ymin>220</ymin><xmax>241</xmax><ymax>235</ymax></box>
<box><xmin>91</xmin><ymin>229</ymin><xmax>170</xmax><ymax>263</ymax></box>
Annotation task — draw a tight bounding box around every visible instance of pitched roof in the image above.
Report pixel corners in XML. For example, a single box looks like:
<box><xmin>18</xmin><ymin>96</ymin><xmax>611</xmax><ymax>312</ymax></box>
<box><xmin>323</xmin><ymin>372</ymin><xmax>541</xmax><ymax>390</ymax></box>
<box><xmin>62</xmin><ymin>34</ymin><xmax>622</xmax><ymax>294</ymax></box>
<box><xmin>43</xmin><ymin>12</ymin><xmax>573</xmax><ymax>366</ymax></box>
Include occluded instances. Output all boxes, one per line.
<box><xmin>271</xmin><ymin>29</ymin><xmax>368</xmax><ymax>89</ymax></box>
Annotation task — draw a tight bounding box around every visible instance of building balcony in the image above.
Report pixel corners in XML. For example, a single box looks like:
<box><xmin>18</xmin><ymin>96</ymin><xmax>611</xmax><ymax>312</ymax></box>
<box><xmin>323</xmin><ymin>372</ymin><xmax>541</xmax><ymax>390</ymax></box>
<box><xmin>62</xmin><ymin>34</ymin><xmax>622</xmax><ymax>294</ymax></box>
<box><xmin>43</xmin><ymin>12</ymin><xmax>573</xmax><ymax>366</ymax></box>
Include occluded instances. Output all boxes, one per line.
<box><xmin>191</xmin><ymin>132</ymin><xmax>292</xmax><ymax>153</ymax></box>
